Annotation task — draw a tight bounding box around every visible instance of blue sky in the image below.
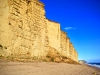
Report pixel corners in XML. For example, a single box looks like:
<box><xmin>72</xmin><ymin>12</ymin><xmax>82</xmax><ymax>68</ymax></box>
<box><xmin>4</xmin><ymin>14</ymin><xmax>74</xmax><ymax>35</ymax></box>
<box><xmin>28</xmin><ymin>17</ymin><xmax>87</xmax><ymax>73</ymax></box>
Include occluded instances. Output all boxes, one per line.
<box><xmin>40</xmin><ymin>0</ymin><xmax>100</xmax><ymax>63</ymax></box>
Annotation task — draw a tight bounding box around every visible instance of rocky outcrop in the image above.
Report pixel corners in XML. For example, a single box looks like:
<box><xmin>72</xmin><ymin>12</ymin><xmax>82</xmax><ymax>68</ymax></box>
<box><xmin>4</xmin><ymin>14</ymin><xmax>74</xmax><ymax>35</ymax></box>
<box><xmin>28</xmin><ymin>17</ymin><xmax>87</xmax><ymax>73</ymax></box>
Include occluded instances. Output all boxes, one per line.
<box><xmin>0</xmin><ymin>0</ymin><xmax>78</xmax><ymax>62</ymax></box>
<box><xmin>79</xmin><ymin>60</ymin><xmax>87</xmax><ymax>64</ymax></box>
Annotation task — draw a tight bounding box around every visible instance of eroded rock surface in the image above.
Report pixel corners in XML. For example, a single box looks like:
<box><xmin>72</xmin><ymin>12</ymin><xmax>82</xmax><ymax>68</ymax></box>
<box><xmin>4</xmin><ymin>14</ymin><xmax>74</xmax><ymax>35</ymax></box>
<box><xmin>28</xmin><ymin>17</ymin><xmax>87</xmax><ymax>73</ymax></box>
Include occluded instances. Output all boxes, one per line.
<box><xmin>0</xmin><ymin>0</ymin><xmax>78</xmax><ymax>63</ymax></box>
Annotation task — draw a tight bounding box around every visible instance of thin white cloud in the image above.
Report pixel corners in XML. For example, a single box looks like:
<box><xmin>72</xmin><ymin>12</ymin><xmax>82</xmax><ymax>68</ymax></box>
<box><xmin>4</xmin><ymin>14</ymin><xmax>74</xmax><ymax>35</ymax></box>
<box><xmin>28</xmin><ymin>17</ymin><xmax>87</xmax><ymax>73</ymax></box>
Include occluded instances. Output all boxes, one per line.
<box><xmin>64</xmin><ymin>27</ymin><xmax>76</xmax><ymax>30</ymax></box>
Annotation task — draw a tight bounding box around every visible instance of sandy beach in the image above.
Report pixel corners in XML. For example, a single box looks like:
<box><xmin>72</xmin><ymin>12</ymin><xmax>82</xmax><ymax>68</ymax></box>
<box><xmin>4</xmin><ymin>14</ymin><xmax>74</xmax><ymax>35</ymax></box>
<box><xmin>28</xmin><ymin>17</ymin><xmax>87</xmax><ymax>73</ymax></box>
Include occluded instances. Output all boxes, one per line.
<box><xmin>0</xmin><ymin>60</ymin><xmax>100</xmax><ymax>75</ymax></box>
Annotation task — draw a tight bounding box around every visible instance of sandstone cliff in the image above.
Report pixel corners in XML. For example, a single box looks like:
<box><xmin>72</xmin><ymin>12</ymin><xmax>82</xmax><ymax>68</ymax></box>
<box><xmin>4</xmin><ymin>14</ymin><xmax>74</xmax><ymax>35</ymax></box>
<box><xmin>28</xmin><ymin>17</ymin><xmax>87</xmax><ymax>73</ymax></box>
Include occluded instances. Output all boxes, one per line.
<box><xmin>0</xmin><ymin>0</ymin><xmax>78</xmax><ymax>62</ymax></box>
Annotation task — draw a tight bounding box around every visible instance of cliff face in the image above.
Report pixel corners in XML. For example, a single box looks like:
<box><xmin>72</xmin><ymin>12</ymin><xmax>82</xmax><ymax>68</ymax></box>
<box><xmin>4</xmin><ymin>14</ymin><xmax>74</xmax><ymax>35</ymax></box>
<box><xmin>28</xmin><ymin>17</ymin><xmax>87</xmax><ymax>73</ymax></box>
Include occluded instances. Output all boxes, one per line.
<box><xmin>60</xmin><ymin>31</ymin><xmax>69</xmax><ymax>57</ymax></box>
<box><xmin>0</xmin><ymin>0</ymin><xmax>78</xmax><ymax>62</ymax></box>
<box><xmin>46</xmin><ymin>19</ymin><xmax>60</xmax><ymax>51</ymax></box>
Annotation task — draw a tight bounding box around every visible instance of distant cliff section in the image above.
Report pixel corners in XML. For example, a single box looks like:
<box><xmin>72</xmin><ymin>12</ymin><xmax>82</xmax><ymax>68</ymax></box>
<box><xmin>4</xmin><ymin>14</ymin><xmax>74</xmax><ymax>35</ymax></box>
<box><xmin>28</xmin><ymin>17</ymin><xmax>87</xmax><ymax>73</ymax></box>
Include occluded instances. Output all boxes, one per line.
<box><xmin>0</xmin><ymin>0</ymin><xmax>78</xmax><ymax>63</ymax></box>
<box><xmin>79</xmin><ymin>60</ymin><xmax>87</xmax><ymax>64</ymax></box>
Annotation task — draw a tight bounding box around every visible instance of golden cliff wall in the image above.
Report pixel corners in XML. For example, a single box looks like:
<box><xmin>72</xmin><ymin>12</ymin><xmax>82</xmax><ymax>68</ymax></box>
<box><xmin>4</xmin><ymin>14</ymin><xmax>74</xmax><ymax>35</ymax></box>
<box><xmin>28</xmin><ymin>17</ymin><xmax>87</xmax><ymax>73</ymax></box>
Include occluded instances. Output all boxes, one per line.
<box><xmin>46</xmin><ymin>19</ymin><xmax>60</xmax><ymax>51</ymax></box>
<box><xmin>60</xmin><ymin>31</ymin><xmax>69</xmax><ymax>57</ymax></box>
<box><xmin>69</xmin><ymin>42</ymin><xmax>78</xmax><ymax>62</ymax></box>
<box><xmin>0</xmin><ymin>0</ymin><xmax>78</xmax><ymax>62</ymax></box>
<box><xmin>69</xmin><ymin>42</ymin><xmax>74</xmax><ymax>59</ymax></box>
<box><xmin>0</xmin><ymin>0</ymin><xmax>47</xmax><ymax>58</ymax></box>
<box><xmin>0</xmin><ymin>0</ymin><xmax>11</xmax><ymax>56</ymax></box>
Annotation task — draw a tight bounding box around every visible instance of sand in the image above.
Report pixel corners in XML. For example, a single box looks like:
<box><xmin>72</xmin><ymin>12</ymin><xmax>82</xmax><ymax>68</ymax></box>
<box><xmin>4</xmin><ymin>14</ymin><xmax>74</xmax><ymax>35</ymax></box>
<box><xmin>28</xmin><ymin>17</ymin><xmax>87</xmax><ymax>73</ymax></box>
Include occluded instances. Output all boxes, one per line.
<box><xmin>0</xmin><ymin>60</ymin><xmax>100</xmax><ymax>75</ymax></box>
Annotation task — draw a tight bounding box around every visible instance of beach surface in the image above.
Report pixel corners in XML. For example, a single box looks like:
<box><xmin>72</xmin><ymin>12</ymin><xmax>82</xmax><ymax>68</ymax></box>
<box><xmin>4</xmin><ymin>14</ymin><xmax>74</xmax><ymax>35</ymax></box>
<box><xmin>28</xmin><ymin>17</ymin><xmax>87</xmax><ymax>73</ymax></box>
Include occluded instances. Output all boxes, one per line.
<box><xmin>0</xmin><ymin>60</ymin><xmax>100</xmax><ymax>75</ymax></box>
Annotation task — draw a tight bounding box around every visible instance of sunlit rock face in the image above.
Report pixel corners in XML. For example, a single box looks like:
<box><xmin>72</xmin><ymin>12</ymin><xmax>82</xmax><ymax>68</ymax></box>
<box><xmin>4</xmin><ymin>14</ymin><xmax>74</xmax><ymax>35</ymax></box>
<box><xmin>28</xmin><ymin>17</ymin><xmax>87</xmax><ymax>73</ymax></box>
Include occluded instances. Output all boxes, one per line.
<box><xmin>0</xmin><ymin>0</ymin><xmax>78</xmax><ymax>62</ymax></box>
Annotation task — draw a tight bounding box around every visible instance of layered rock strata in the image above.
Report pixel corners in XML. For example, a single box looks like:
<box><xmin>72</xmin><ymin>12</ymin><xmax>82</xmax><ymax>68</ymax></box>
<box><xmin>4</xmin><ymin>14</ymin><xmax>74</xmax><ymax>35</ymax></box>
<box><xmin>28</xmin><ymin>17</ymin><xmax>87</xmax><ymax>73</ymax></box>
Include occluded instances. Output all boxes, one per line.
<box><xmin>0</xmin><ymin>0</ymin><xmax>78</xmax><ymax>62</ymax></box>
